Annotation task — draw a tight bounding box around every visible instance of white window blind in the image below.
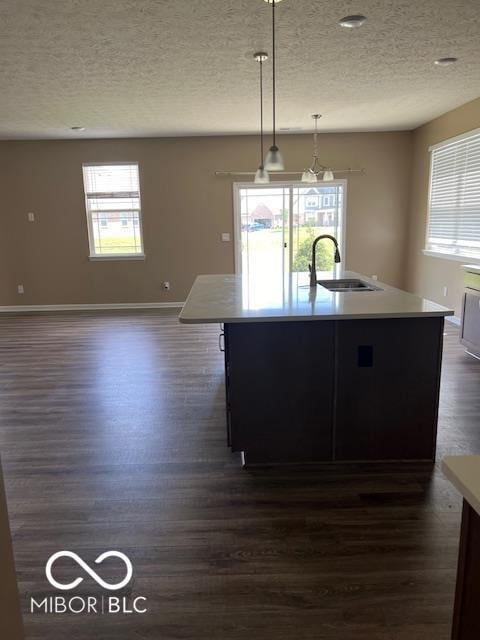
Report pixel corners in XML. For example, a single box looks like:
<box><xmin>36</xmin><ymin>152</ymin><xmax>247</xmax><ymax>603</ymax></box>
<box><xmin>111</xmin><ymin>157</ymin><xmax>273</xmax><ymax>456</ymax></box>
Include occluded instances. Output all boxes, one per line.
<box><xmin>82</xmin><ymin>163</ymin><xmax>144</xmax><ymax>257</ymax></box>
<box><xmin>426</xmin><ymin>130</ymin><xmax>480</xmax><ymax>260</ymax></box>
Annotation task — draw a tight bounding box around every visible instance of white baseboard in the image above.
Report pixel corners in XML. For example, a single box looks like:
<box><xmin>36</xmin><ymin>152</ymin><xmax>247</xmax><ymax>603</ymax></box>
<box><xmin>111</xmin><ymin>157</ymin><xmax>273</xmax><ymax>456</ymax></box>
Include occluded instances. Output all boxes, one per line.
<box><xmin>0</xmin><ymin>302</ymin><xmax>185</xmax><ymax>313</ymax></box>
<box><xmin>446</xmin><ymin>315</ymin><xmax>461</xmax><ymax>326</ymax></box>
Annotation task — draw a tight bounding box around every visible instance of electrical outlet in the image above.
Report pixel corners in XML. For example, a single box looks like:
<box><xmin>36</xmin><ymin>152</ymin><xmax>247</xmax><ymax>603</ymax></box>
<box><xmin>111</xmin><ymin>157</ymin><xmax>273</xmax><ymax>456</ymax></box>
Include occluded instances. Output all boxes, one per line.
<box><xmin>371</xmin><ymin>274</ymin><xmax>378</xmax><ymax>281</ymax></box>
<box><xmin>27</xmin><ymin>212</ymin><xmax>35</xmax><ymax>222</ymax></box>
<box><xmin>163</xmin><ymin>281</ymin><xmax>170</xmax><ymax>291</ymax></box>
<box><xmin>17</xmin><ymin>284</ymin><xmax>24</xmax><ymax>294</ymax></box>
<box><xmin>443</xmin><ymin>286</ymin><xmax>448</xmax><ymax>297</ymax></box>
<box><xmin>221</xmin><ymin>233</ymin><xmax>231</xmax><ymax>242</ymax></box>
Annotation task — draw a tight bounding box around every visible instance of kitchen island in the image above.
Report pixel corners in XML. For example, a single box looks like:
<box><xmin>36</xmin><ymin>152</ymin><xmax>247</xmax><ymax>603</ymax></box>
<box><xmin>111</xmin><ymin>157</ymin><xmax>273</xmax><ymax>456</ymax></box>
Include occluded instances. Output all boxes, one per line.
<box><xmin>180</xmin><ymin>271</ymin><xmax>453</xmax><ymax>465</ymax></box>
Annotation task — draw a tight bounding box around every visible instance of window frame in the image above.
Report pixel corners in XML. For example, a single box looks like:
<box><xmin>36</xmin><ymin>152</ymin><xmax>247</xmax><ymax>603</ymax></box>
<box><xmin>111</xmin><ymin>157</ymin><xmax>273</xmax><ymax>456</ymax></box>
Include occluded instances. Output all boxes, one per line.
<box><xmin>82</xmin><ymin>161</ymin><xmax>146</xmax><ymax>261</ymax></box>
<box><xmin>423</xmin><ymin>128</ymin><xmax>480</xmax><ymax>264</ymax></box>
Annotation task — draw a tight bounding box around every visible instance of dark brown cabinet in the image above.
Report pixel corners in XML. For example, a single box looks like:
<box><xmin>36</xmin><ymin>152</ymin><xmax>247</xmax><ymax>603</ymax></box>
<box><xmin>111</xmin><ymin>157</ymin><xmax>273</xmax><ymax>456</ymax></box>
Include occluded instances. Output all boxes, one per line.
<box><xmin>0</xmin><ymin>459</ymin><xmax>24</xmax><ymax>639</ymax></box>
<box><xmin>222</xmin><ymin>317</ymin><xmax>445</xmax><ymax>465</ymax></box>
<box><xmin>225</xmin><ymin>321</ymin><xmax>335</xmax><ymax>464</ymax></box>
<box><xmin>334</xmin><ymin>318</ymin><xmax>443</xmax><ymax>461</ymax></box>
<box><xmin>452</xmin><ymin>500</ymin><xmax>480</xmax><ymax>640</ymax></box>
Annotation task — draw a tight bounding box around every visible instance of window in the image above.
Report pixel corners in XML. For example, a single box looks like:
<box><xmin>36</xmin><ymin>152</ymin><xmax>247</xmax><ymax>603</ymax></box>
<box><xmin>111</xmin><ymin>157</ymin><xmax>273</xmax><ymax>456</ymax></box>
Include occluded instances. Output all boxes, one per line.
<box><xmin>425</xmin><ymin>129</ymin><xmax>480</xmax><ymax>261</ymax></box>
<box><xmin>235</xmin><ymin>182</ymin><xmax>345</xmax><ymax>284</ymax></box>
<box><xmin>82</xmin><ymin>163</ymin><xmax>144</xmax><ymax>258</ymax></box>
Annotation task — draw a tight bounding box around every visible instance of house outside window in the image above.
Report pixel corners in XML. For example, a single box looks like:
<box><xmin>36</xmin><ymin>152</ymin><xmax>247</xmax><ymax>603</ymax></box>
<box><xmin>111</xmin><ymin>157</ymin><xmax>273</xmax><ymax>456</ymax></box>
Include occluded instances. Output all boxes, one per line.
<box><xmin>82</xmin><ymin>163</ymin><xmax>144</xmax><ymax>259</ymax></box>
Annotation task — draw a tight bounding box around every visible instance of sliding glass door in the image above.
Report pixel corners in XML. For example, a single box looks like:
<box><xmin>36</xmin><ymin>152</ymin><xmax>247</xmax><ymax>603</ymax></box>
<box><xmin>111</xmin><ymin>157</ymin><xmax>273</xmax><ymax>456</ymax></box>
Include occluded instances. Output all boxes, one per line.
<box><xmin>234</xmin><ymin>182</ymin><xmax>346</xmax><ymax>285</ymax></box>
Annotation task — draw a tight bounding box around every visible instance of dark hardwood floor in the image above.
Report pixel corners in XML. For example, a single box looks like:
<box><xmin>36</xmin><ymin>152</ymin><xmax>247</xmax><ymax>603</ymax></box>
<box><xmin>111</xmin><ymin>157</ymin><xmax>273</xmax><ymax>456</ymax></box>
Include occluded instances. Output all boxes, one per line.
<box><xmin>0</xmin><ymin>311</ymin><xmax>478</xmax><ymax>640</ymax></box>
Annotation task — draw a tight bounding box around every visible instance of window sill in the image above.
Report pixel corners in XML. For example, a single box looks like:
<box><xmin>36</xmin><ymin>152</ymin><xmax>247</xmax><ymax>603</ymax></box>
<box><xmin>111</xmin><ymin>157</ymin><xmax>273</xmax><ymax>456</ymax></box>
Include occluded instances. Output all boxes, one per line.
<box><xmin>422</xmin><ymin>250</ymin><xmax>480</xmax><ymax>264</ymax></box>
<box><xmin>89</xmin><ymin>254</ymin><xmax>146</xmax><ymax>262</ymax></box>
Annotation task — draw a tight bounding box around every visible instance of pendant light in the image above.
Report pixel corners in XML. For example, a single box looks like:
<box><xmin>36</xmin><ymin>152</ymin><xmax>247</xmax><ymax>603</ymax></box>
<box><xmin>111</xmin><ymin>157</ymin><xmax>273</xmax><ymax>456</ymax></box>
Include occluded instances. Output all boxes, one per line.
<box><xmin>301</xmin><ymin>114</ymin><xmax>335</xmax><ymax>183</ymax></box>
<box><xmin>254</xmin><ymin>52</ymin><xmax>269</xmax><ymax>184</ymax></box>
<box><xmin>263</xmin><ymin>0</ymin><xmax>284</xmax><ymax>171</ymax></box>
<box><xmin>302</xmin><ymin>114</ymin><xmax>321</xmax><ymax>183</ymax></box>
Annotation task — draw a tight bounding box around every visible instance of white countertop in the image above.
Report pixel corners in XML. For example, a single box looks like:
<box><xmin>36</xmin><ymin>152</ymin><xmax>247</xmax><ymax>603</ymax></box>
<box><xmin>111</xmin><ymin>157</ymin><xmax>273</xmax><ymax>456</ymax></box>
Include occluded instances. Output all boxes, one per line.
<box><xmin>179</xmin><ymin>270</ymin><xmax>454</xmax><ymax>323</ymax></box>
<box><xmin>442</xmin><ymin>456</ymin><xmax>480</xmax><ymax>516</ymax></box>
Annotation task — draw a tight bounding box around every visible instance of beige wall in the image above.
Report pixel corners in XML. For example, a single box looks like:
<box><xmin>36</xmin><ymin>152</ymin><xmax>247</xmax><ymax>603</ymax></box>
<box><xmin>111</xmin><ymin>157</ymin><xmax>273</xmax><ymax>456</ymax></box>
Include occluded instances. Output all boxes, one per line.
<box><xmin>0</xmin><ymin>132</ymin><xmax>412</xmax><ymax>306</ymax></box>
<box><xmin>406</xmin><ymin>97</ymin><xmax>480</xmax><ymax>317</ymax></box>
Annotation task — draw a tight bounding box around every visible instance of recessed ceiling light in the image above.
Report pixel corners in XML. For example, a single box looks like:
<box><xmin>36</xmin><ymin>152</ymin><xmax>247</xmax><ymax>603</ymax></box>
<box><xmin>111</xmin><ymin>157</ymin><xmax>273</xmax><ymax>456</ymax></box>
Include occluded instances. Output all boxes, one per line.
<box><xmin>339</xmin><ymin>14</ymin><xmax>367</xmax><ymax>28</ymax></box>
<box><xmin>434</xmin><ymin>57</ymin><xmax>458</xmax><ymax>66</ymax></box>
<box><xmin>71</xmin><ymin>126</ymin><xmax>85</xmax><ymax>131</ymax></box>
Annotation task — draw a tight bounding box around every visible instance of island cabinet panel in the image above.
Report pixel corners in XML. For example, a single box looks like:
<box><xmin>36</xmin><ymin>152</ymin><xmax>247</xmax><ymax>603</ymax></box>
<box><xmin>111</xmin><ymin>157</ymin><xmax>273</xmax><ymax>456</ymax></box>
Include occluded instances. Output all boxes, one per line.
<box><xmin>225</xmin><ymin>321</ymin><xmax>335</xmax><ymax>464</ymax></box>
<box><xmin>334</xmin><ymin>317</ymin><xmax>444</xmax><ymax>461</ymax></box>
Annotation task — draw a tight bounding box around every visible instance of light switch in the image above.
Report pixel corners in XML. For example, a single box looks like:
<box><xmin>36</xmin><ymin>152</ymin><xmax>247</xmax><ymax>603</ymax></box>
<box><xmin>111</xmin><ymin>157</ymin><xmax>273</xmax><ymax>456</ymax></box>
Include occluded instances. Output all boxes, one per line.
<box><xmin>221</xmin><ymin>233</ymin><xmax>230</xmax><ymax>242</ymax></box>
<box><xmin>28</xmin><ymin>212</ymin><xmax>35</xmax><ymax>222</ymax></box>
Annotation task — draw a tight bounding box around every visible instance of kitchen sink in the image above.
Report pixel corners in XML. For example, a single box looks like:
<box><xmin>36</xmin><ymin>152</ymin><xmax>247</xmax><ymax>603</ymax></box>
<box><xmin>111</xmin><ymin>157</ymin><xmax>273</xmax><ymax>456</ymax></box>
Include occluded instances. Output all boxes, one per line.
<box><xmin>317</xmin><ymin>278</ymin><xmax>382</xmax><ymax>292</ymax></box>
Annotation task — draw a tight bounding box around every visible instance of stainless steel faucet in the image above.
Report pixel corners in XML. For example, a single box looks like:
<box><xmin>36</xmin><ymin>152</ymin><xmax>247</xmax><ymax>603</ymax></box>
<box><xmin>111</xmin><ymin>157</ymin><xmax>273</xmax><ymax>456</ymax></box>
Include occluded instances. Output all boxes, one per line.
<box><xmin>308</xmin><ymin>234</ymin><xmax>342</xmax><ymax>287</ymax></box>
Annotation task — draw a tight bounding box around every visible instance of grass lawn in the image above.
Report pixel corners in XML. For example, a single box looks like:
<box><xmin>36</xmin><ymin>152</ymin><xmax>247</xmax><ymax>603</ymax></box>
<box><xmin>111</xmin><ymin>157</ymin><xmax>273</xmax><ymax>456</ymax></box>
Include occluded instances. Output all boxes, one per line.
<box><xmin>95</xmin><ymin>235</ymin><xmax>142</xmax><ymax>254</ymax></box>
<box><xmin>242</xmin><ymin>226</ymin><xmax>337</xmax><ymax>272</ymax></box>
<box><xmin>243</xmin><ymin>226</ymin><xmax>334</xmax><ymax>254</ymax></box>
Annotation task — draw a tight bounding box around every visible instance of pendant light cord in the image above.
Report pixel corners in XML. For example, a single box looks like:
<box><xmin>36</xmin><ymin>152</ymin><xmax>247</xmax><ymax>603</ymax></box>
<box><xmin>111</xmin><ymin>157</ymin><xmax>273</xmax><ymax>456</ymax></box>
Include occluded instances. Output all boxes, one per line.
<box><xmin>260</xmin><ymin>58</ymin><xmax>264</xmax><ymax>165</ymax></box>
<box><xmin>312</xmin><ymin>116</ymin><xmax>318</xmax><ymax>171</ymax></box>
<box><xmin>272</xmin><ymin>0</ymin><xmax>276</xmax><ymax>147</ymax></box>
<box><xmin>310</xmin><ymin>115</ymin><xmax>323</xmax><ymax>174</ymax></box>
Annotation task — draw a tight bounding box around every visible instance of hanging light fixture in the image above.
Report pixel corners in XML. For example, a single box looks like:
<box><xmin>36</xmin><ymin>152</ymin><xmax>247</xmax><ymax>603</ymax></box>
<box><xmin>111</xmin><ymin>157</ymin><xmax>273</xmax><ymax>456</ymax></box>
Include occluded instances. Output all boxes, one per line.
<box><xmin>301</xmin><ymin>114</ymin><xmax>320</xmax><ymax>184</ymax></box>
<box><xmin>253</xmin><ymin>52</ymin><xmax>269</xmax><ymax>184</ymax></box>
<box><xmin>301</xmin><ymin>114</ymin><xmax>335</xmax><ymax>183</ymax></box>
<box><xmin>263</xmin><ymin>0</ymin><xmax>284</xmax><ymax>171</ymax></box>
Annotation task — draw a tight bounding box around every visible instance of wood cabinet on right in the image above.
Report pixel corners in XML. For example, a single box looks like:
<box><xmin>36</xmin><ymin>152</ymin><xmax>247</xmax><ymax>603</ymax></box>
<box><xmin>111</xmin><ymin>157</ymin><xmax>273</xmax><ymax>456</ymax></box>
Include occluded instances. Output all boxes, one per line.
<box><xmin>452</xmin><ymin>500</ymin><xmax>480</xmax><ymax>640</ymax></box>
<box><xmin>0</xmin><ymin>458</ymin><xmax>24</xmax><ymax>639</ymax></box>
<box><xmin>334</xmin><ymin>318</ymin><xmax>444</xmax><ymax>461</ymax></box>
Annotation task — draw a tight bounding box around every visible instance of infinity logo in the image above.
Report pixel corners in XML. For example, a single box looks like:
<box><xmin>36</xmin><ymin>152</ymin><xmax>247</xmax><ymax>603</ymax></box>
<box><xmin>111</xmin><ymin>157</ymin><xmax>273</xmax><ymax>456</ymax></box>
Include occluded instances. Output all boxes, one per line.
<box><xmin>46</xmin><ymin>551</ymin><xmax>133</xmax><ymax>591</ymax></box>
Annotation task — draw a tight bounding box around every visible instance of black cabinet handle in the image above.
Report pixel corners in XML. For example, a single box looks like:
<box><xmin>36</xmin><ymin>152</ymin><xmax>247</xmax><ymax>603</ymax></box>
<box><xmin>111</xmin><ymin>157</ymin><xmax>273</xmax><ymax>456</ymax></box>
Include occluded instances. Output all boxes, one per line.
<box><xmin>219</xmin><ymin>333</ymin><xmax>225</xmax><ymax>352</ymax></box>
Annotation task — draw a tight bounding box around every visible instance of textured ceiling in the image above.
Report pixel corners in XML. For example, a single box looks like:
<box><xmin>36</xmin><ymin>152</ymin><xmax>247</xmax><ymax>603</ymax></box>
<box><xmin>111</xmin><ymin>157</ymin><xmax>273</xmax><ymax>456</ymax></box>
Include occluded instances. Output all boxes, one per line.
<box><xmin>0</xmin><ymin>0</ymin><xmax>479</xmax><ymax>139</ymax></box>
